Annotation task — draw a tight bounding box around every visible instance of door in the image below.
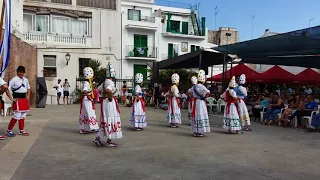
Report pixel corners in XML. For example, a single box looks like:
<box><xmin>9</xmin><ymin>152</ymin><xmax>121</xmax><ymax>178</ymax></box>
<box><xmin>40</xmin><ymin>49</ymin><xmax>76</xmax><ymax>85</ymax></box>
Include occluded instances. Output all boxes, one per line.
<box><xmin>168</xmin><ymin>43</ymin><xmax>173</xmax><ymax>58</ymax></box>
<box><xmin>134</xmin><ymin>34</ymin><xmax>148</xmax><ymax>57</ymax></box>
<box><xmin>133</xmin><ymin>64</ymin><xmax>147</xmax><ymax>87</ymax></box>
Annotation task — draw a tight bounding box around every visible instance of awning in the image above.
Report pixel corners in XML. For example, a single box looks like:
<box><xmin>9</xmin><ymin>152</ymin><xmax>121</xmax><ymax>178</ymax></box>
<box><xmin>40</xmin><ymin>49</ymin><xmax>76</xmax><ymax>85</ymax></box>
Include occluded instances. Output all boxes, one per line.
<box><xmin>207</xmin><ymin>64</ymin><xmax>263</xmax><ymax>83</ymax></box>
<box><xmin>295</xmin><ymin>68</ymin><xmax>320</xmax><ymax>85</ymax></box>
<box><xmin>158</xmin><ymin>49</ymin><xmax>232</xmax><ymax>70</ymax></box>
<box><xmin>260</xmin><ymin>66</ymin><xmax>296</xmax><ymax>84</ymax></box>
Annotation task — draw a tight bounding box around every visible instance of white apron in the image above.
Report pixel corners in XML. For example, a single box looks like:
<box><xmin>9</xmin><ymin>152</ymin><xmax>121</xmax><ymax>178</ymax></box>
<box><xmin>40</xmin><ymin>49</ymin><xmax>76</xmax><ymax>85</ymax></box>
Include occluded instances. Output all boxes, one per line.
<box><xmin>130</xmin><ymin>85</ymin><xmax>147</xmax><ymax>128</ymax></box>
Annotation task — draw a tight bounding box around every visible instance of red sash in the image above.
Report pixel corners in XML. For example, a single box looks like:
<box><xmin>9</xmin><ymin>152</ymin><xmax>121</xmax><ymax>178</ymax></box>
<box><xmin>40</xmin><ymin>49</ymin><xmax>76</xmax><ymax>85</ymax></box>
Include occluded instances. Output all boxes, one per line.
<box><xmin>12</xmin><ymin>98</ymin><xmax>29</xmax><ymax>111</ymax></box>
<box><xmin>99</xmin><ymin>96</ymin><xmax>120</xmax><ymax>113</ymax></box>
<box><xmin>132</xmin><ymin>97</ymin><xmax>145</xmax><ymax>112</ymax></box>
<box><xmin>189</xmin><ymin>97</ymin><xmax>194</xmax><ymax>110</ymax></box>
<box><xmin>80</xmin><ymin>94</ymin><xmax>95</xmax><ymax>113</ymax></box>
<box><xmin>191</xmin><ymin>98</ymin><xmax>207</xmax><ymax>121</ymax></box>
<box><xmin>225</xmin><ymin>90</ymin><xmax>238</xmax><ymax>114</ymax></box>
<box><xmin>169</xmin><ymin>96</ymin><xmax>180</xmax><ymax>115</ymax></box>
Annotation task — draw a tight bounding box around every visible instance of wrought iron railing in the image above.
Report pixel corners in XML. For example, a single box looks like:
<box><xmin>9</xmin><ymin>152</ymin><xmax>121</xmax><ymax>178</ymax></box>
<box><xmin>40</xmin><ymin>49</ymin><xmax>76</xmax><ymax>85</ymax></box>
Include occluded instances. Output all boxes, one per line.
<box><xmin>126</xmin><ymin>45</ymin><xmax>157</xmax><ymax>58</ymax></box>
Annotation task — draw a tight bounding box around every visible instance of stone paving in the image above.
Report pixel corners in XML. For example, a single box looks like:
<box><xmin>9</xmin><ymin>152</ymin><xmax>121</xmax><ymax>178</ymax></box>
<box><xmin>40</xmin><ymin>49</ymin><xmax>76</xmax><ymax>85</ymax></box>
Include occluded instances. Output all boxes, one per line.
<box><xmin>0</xmin><ymin>105</ymin><xmax>319</xmax><ymax>180</ymax></box>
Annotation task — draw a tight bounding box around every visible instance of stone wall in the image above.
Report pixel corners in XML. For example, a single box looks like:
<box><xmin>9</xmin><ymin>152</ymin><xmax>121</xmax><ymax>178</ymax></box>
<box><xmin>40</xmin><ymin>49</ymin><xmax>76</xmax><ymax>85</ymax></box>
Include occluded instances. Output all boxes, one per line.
<box><xmin>1</xmin><ymin>34</ymin><xmax>37</xmax><ymax>106</ymax></box>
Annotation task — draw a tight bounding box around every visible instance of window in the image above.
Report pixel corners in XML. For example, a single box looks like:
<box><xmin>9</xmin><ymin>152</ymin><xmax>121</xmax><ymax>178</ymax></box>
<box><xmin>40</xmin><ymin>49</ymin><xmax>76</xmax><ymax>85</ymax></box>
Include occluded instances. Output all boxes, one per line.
<box><xmin>170</xmin><ymin>20</ymin><xmax>180</xmax><ymax>33</ymax></box>
<box><xmin>128</xmin><ymin>9</ymin><xmax>141</xmax><ymax>21</ymax></box>
<box><xmin>71</xmin><ymin>19</ymin><xmax>88</xmax><ymax>35</ymax></box>
<box><xmin>191</xmin><ymin>45</ymin><xmax>200</xmax><ymax>52</ymax></box>
<box><xmin>182</xmin><ymin>22</ymin><xmax>188</xmax><ymax>35</ymax></box>
<box><xmin>79</xmin><ymin>58</ymin><xmax>91</xmax><ymax>77</ymax></box>
<box><xmin>168</xmin><ymin>43</ymin><xmax>179</xmax><ymax>58</ymax></box>
<box><xmin>23</xmin><ymin>14</ymin><xmax>49</xmax><ymax>33</ymax></box>
<box><xmin>52</xmin><ymin>16</ymin><xmax>88</xmax><ymax>35</ymax></box>
<box><xmin>133</xmin><ymin>34</ymin><xmax>148</xmax><ymax>57</ymax></box>
<box><xmin>43</xmin><ymin>55</ymin><xmax>57</xmax><ymax>77</ymax></box>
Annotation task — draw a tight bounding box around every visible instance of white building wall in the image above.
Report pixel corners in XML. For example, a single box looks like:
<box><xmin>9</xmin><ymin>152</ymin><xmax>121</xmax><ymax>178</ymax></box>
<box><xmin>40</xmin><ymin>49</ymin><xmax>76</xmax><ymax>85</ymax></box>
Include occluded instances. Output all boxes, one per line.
<box><xmin>19</xmin><ymin>1</ymin><xmax>121</xmax><ymax>104</ymax></box>
<box><xmin>0</xmin><ymin>0</ymin><xmax>24</xmax><ymax>34</ymax></box>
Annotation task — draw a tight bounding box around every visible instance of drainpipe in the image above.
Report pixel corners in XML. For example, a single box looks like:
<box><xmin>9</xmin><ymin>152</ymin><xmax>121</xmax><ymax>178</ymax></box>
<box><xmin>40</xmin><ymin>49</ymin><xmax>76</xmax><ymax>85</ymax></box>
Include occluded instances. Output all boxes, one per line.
<box><xmin>120</xmin><ymin>12</ymin><xmax>123</xmax><ymax>79</ymax></box>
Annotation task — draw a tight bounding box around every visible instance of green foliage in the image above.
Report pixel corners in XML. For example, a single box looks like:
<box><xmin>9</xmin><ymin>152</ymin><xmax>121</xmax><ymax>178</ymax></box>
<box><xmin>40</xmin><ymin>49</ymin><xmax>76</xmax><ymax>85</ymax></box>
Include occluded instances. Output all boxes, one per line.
<box><xmin>89</xmin><ymin>59</ymin><xmax>106</xmax><ymax>85</ymax></box>
<box><xmin>71</xmin><ymin>88</ymin><xmax>82</xmax><ymax>104</ymax></box>
<box><xmin>148</xmin><ymin>68</ymin><xmax>197</xmax><ymax>90</ymax></box>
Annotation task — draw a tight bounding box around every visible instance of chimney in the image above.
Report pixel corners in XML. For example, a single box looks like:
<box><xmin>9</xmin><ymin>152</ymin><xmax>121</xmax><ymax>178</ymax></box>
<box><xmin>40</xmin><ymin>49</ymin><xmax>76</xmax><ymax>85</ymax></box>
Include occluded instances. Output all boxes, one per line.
<box><xmin>265</xmin><ymin>29</ymin><xmax>270</xmax><ymax>33</ymax></box>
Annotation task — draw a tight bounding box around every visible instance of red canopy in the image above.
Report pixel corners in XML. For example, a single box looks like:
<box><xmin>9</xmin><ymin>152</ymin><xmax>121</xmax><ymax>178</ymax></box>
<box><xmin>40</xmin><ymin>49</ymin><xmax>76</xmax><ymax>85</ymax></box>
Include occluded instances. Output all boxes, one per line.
<box><xmin>207</xmin><ymin>64</ymin><xmax>263</xmax><ymax>83</ymax></box>
<box><xmin>295</xmin><ymin>68</ymin><xmax>320</xmax><ymax>85</ymax></box>
<box><xmin>260</xmin><ymin>66</ymin><xmax>296</xmax><ymax>84</ymax></box>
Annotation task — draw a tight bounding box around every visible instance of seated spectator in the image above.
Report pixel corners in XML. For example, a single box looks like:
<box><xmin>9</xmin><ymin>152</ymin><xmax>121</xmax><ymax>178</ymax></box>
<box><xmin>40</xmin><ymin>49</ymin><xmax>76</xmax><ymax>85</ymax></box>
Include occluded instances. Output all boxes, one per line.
<box><xmin>252</xmin><ymin>94</ymin><xmax>269</xmax><ymax>121</ymax></box>
<box><xmin>289</xmin><ymin>95</ymin><xmax>318</xmax><ymax>128</ymax></box>
<box><xmin>279</xmin><ymin>95</ymin><xmax>300</xmax><ymax>127</ymax></box>
<box><xmin>262</xmin><ymin>93</ymin><xmax>284</xmax><ymax>125</ymax></box>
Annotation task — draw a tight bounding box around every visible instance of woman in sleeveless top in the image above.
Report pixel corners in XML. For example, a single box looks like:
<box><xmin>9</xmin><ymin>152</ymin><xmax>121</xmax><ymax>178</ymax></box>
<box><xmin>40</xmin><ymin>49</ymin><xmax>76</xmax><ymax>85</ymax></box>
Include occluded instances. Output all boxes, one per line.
<box><xmin>262</xmin><ymin>93</ymin><xmax>284</xmax><ymax>125</ymax></box>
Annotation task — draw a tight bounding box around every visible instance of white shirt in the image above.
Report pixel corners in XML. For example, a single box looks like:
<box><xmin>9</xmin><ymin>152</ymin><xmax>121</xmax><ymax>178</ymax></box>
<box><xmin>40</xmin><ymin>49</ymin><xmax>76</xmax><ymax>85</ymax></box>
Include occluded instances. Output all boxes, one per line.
<box><xmin>170</xmin><ymin>85</ymin><xmax>180</xmax><ymax>97</ymax></box>
<box><xmin>9</xmin><ymin>76</ymin><xmax>30</xmax><ymax>93</ymax></box>
<box><xmin>55</xmin><ymin>83</ymin><xmax>63</xmax><ymax>93</ymax></box>
<box><xmin>305</xmin><ymin>88</ymin><xmax>312</xmax><ymax>95</ymax></box>
<box><xmin>0</xmin><ymin>78</ymin><xmax>6</xmax><ymax>87</ymax></box>
<box><xmin>83</xmin><ymin>81</ymin><xmax>91</xmax><ymax>94</ymax></box>
<box><xmin>98</xmin><ymin>79</ymin><xmax>117</xmax><ymax>96</ymax></box>
<box><xmin>63</xmin><ymin>82</ymin><xmax>70</xmax><ymax>92</ymax></box>
<box><xmin>135</xmin><ymin>85</ymin><xmax>142</xmax><ymax>95</ymax></box>
<box><xmin>191</xmin><ymin>84</ymin><xmax>210</xmax><ymax>98</ymax></box>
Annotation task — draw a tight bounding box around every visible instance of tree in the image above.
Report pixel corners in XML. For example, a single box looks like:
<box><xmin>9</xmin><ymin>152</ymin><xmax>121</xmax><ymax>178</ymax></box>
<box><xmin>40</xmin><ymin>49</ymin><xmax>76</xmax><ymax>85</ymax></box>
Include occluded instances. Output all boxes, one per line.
<box><xmin>148</xmin><ymin>68</ymin><xmax>198</xmax><ymax>90</ymax></box>
<box><xmin>89</xmin><ymin>59</ymin><xmax>106</xmax><ymax>85</ymax></box>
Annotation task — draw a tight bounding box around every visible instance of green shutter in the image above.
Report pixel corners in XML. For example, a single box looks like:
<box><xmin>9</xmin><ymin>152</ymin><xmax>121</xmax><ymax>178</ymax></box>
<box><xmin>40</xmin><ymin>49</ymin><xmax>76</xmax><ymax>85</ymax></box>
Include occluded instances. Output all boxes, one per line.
<box><xmin>201</xmin><ymin>17</ymin><xmax>206</xmax><ymax>36</ymax></box>
<box><xmin>196</xmin><ymin>46</ymin><xmax>200</xmax><ymax>50</ymax></box>
<box><xmin>133</xmin><ymin>64</ymin><xmax>147</xmax><ymax>87</ymax></box>
<box><xmin>168</xmin><ymin>43</ymin><xmax>173</xmax><ymax>58</ymax></box>
<box><xmin>191</xmin><ymin>45</ymin><xmax>195</xmax><ymax>52</ymax></box>
<box><xmin>182</xmin><ymin>22</ymin><xmax>188</xmax><ymax>35</ymax></box>
<box><xmin>134</xmin><ymin>34</ymin><xmax>148</xmax><ymax>57</ymax></box>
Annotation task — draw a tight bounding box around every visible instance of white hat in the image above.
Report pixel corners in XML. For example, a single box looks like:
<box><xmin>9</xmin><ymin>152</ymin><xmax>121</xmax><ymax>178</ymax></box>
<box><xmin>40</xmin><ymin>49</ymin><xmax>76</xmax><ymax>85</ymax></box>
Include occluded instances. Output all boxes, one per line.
<box><xmin>228</xmin><ymin>76</ymin><xmax>236</xmax><ymax>88</ymax></box>
<box><xmin>197</xmin><ymin>70</ymin><xmax>206</xmax><ymax>83</ymax></box>
<box><xmin>83</xmin><ymin>67</ymin><xmax>94</xmax><ymax>79</ymax></box>
<box><xmin>239</xmin><ymin>74</ymin><xmax>246</xmax><ymax>84</ymax></box>
<box><xmin>191</xmin><ymin>76</ymin><xmax>197</xmax><ymax>85</ymax></box>
<box><xmin>106</xmin><ymin>62</ymin><xmax>116</xmax><ymax>78</ymax></box>
<box><xmin>135</xmin><ymin>73</ymin><xmax>143</xmax><ymax>84</ymax></box>
<box><xmin>171</xmin><ymin>73</ymin><xmax>180</xmax><ymax>84</ymax></box>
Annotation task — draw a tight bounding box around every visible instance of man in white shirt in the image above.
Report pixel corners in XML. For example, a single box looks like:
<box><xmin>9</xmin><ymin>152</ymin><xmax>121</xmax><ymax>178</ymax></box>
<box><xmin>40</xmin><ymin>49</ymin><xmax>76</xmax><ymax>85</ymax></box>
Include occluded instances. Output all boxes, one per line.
<box><xmin>63</xmin><ymin>79</ymin><xmax>70</xmax><ymax>105</ymax></box>
<box><xmin>54</xmin><ymin>79</ymin><xmax>63</xmax><ymax>105</ymax></box>
<box><xmin>6</xmin><ymin>66</ymin><xmax>31</xmax><ymax>137</ymax></box>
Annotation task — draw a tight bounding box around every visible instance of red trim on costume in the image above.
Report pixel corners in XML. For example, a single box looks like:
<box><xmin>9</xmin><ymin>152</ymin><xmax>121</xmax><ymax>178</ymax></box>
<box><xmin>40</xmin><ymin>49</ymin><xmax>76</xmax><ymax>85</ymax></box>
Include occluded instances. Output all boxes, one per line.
<box><xmin>12</xmin><ymin>98</ymin><xmax>29</xmax><ymax>111</ymax></box>
<box><xmin>132</xmin><ymin>97</ymin><xmax>145</xmax><ymax>112</ymax></box>
<box><xmin>191</xmin><ymin>98</ymin><xmax>208</xmax><ymax>120</ymax></box>
<box><xmin>169</xmin><ymin>96</ymin><xmax>180</xmax><ymax>115</ymax></box>
<box><xmin>225</xmin><ymin>90</ymin><xmax>238</xmax><ymax>114</ymax></box>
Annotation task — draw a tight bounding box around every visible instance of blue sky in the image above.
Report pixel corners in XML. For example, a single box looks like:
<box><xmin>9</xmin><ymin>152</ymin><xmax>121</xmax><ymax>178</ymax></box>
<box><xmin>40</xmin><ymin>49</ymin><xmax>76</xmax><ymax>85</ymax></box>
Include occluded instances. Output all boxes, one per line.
<box><xmin>158</xmin><ymin>0</ymin><xmax>319</xmax><ymax>41</ymax></box>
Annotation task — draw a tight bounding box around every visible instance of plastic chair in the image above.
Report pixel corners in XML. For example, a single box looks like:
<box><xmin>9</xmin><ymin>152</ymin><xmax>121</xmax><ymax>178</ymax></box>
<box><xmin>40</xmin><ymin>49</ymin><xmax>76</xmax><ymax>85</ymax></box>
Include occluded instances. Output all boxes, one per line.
<box><xmin>206</xmin><ymin>97</ymin><xmax>215</xmax><ymax>113</ymax></box>
<box><xmin>301</xmin><ymin>105</ymin><xmax>320</xmax><ymax>128</ymax></box>
<box><xmin>2</xmin><ymin>92</ymin><xmax>12</xmax><ymax>116</ymax></box>
<box><xmin>217</xmin><ymin>98</ymin><xmax>226</xmax><ymax>112</ymax></box>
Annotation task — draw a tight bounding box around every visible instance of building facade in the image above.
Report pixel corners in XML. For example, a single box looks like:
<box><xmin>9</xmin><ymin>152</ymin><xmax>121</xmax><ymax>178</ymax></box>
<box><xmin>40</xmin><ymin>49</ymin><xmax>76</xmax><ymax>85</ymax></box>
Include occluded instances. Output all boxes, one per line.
<box><xmin>15</xmin><ymin>0</ymin><xmax>121</xmax><ymax>104</ymax></box>
<box><xmin>208</xmin><ymin>27</ymin><xmax>238</xmax><ymax>46</ymax></box>
<box><xmin>121</xmin><ymin>0</ymin><xmax>208</xmax><ymax>79</ymax></box>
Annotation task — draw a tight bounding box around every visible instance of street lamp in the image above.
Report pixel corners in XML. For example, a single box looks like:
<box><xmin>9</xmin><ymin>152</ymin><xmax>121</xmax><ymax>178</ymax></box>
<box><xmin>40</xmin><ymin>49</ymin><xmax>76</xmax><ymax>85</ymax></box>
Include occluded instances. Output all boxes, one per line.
<box><xmin>309</xmin><ymin>17</ymin><xmax>315</xmax><ymax>28</ymax></box>
<box><xmin>65</xmin><ymin>52</ymin><xmax>71</xmax><ymax>65</ymax></box>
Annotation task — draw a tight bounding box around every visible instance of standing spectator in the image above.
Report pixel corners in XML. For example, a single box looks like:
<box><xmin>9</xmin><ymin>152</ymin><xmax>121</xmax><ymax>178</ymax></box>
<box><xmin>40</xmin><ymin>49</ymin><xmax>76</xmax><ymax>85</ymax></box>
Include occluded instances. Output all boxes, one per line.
<box><xmin>54</xmin><ymin>79</ymin><xmax>63</xmax><ymax>105</ymax></box>
<box><xmin>153</xmin><ymin>82</ymin><xmax>160</xmax><ymax>109</ymax></box>
<box><xmin>121</xmin><ymin>81</ymin><xmax>127</xmax><ymax>104</ymax></box>
<box><xmin>93</xmin><ymin>83</ymin><xmax>100</xmax><ymax>103</ymax></box>
<box><xmin>63</xmin><ymin>79</ymin><xmax>70</xmax><ymax>105</ymax></box>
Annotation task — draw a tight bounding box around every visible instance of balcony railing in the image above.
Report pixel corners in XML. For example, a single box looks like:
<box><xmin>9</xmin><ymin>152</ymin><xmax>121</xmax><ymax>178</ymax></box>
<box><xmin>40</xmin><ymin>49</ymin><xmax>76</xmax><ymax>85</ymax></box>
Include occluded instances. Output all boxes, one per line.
<box><xmin>126</xmin><ymin>45</ymin><xmax>157</xmax><ymax>59</ymax></box>
<box><xmin>23</xmin><ymin>32</ymin><xmax>92</xmax><ymax>46</ymax></box>
<box><xmin>127</xmin><ymin>14</ymin><xmax>155</xmax><ymax>23</ymax></box>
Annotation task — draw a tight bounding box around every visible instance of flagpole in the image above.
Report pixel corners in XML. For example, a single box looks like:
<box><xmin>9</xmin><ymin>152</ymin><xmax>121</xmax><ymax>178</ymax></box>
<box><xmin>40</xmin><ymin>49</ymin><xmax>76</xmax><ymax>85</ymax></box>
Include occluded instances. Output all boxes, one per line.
<box><xmin>0</xmin><ymin>0</ymin><xmax>5</xmax><ymax>41</ymax></box>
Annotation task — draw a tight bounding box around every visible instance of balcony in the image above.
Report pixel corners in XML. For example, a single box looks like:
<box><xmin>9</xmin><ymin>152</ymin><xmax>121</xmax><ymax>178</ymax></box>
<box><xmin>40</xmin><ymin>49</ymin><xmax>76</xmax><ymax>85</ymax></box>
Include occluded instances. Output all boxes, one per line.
<box><xmin>125</xmin><ymin>45</ymin><xmax>157</xmax><ymax>61</ymax></box>
<box><xmin>125</xmin><ymin>14</ymin><xmax>158</xmax><ymax>31</ymax></box>
<box><xmin>23</xmin><ymin>33</ymin><xmax>92</xmax><ymax>47</ymax></box>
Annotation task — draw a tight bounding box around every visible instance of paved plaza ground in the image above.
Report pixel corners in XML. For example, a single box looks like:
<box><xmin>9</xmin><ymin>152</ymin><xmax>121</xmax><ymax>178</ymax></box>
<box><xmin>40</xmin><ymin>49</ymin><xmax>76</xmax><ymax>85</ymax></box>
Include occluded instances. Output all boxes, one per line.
<box><xmin>0</xmin><ymin>104</ymin><xmax>320</xmax><ymax>180</ymax></box>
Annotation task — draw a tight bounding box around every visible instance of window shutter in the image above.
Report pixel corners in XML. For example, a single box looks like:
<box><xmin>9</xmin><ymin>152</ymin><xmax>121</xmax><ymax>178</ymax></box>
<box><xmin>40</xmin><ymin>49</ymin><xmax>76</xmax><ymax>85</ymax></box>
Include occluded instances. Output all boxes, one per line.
<box><xmin>44</xmin><ymin>55</ymin><xmax>57</xmax><ymax>67</ymax></box>
<box><xmin>182</xmin><ymin>22</ymin><xmax>188</xmax><ymax>35</ymax></box>
<box><xmin>168</xmin><ymin>43</ymin><xmax>173</xmax><ymax>58</ymax></box>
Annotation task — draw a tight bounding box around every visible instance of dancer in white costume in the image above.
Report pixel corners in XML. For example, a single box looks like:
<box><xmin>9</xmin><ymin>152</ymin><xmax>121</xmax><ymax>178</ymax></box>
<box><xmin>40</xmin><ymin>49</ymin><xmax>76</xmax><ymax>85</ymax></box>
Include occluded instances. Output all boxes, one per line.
<box><xmin>188</xmin><ymin>76</ymin><xmax>197</xmax><ymax>125</ymax></box>
<box><xmin>190</xmin><ymin>70</ymin><xmax>211</xmax><ymax>137</ymax></box>
<box><xmin>93</xmin><ymin>63</ymin><xmax>122</xmax><ymax>147</ymax></box>
<box><xmin>130</xmin><ymin>73</ymin><xmax>147</xmax><ymax>131</ymax></box>
<box><xmin>234</xmin><ymin>74</ymin><xmax>251</xmax><ymax>131</ymax></box>
<box><xmin>167</xmin><ymin>73</ymin><xmax>181</xmax><ymax>128</ymax></box>
<box><xmin>221</xmin><ymin>76</ymin><xmax>243</xmax><ymax>134</ymax></box>
<box><xmin>79</xmin><ymin>67</ymin><xmax>99</xmax><ymax>134</ymax></box>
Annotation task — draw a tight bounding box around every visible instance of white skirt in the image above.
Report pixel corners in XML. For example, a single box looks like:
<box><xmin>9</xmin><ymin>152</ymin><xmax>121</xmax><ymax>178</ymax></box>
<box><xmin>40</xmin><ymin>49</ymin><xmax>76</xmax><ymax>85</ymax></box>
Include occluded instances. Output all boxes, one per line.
<box><xmin>97</xmin><ymin>98</ymin><xmax>123</xmax><ymax>140</ymax></box>
<box><xmin>188</xmin><ymin>100</ymin><xmax>193</xmax><ymax>125</ymax></box>
<box><xmin>191</xmin><ymin>99</ymin><xmax>211</xmax><ymax>134</ymax></box>
<box><xmin>130</xmin><ymin>98</ymin><xmax>147</xmax><ymax>128</ymax></box>
<box><xmin>166</xmin><ymin>97</ymin><xmax>181</xmax><ymax>124</ymax></box>
<box><xmin>222</xmin><ymin>103</ymin><xmax>242</xmax><ymax>131</ymax></box>
<box><xmin>79</xmin><ymin>96</ymin><xmax>99</xmax><ymax>131</ymax></box>
<box><xmin>238</xmin><ymin>99</ymin><xmax>250</xmax><ymax>126</ymax></box>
